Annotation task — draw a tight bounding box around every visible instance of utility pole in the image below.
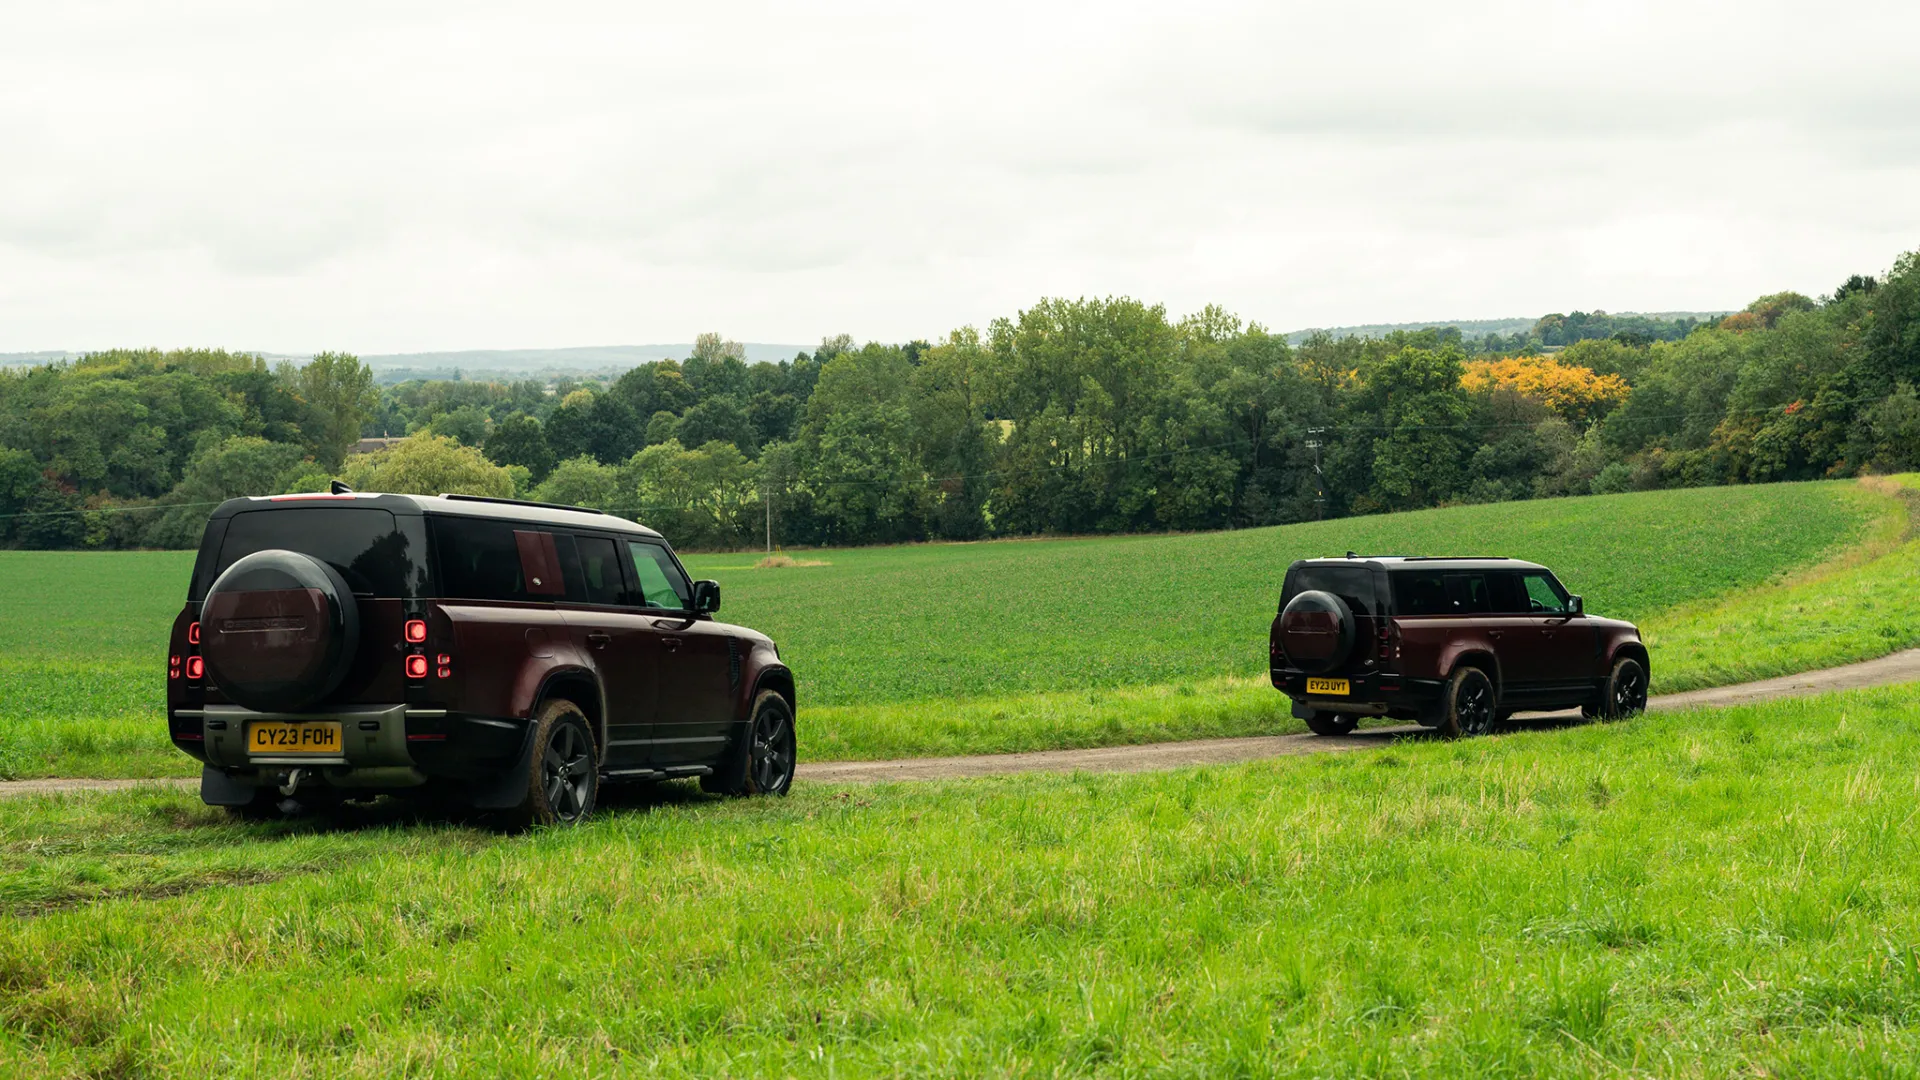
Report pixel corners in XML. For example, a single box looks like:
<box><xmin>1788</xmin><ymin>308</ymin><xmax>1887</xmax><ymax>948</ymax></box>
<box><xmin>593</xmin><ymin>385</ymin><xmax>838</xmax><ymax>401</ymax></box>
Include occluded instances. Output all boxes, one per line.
<box><xmin>1305</xmin><ymin>427</ymin><xmax>1328</xmax><ymax>520</ymax></box>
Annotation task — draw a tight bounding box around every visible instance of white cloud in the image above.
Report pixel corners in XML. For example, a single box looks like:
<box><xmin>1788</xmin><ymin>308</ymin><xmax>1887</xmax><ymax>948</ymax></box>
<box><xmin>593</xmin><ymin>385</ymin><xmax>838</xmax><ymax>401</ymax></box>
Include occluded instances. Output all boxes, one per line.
<box><xmin>1</xmin><ymin>0</ymin><xmax>1916</xmax><ymax>352</ymax></box>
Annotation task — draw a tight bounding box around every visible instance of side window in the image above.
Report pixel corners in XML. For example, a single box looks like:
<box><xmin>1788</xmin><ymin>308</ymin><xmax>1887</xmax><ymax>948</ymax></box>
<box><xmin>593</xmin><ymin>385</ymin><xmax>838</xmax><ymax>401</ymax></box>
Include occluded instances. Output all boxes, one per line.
<box><xmin>1443</xmin><ymin>573</ymin><xmax>1493</xmax><ymax>614</ymax></box>
<box><xmin>627</xmin><ymin>542</ymin><xmax>692</xmax><ymax>610</ymax></box>
<box><xmin>570</xmin><ymin>536</ymin><xmax>629</xmax><ymax>606</ymax></box>
<box><xmin>433</xmin><ymin>517</ymin><xmax>529</xmax><ymax>602</ymax></box>
<box><xmin>1392</xmin><ymin>572</ymin><xmax>1450</xmax><ymax>616</ymax></box>
<box><xmin>512</xmin><ymin>530</ymin><xmax>568</xmax><ymax>596</ymax></box>
<box><xmin>1489</xmin><ymin>572</ymin><xmax>1530</xmax><ymax>614</ymax></box>
<box><xmin>433</xmin><ymin>517</ymin><xmax>578</xmax><ymax>603</ymax></box>
<box><xmin>1519</xmin><ymin>572</ymin><xmax>1571</xmax><ymax>614</ymax></box>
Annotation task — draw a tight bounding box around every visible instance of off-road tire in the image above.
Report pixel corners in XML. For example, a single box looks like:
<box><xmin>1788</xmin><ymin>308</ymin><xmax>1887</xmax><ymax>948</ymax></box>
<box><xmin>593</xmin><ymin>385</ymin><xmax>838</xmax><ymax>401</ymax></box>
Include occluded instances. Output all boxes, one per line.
<box><xmin>1601</xmin><ymin>656</ymin><xmax>1648</xmax><ymax>721</ymax></box>
<box><xmin>702</xmin><ymin>690</ymin><xmax>797</xmax><ymax>797</ymax></box>
<box><xmin>1304</xmin><ymin>711</ymin><xmax>1358</xmax><ymax>737</ymax></box>
<box><xmin>1437</xmin><ymin>666</ymin><xmax>1497</xmax><ymax>739</ymax></box>
<box><xmin>513</xmin><ymin>699</ymin><xmax>599</xmax><ymax>827</ymax></box>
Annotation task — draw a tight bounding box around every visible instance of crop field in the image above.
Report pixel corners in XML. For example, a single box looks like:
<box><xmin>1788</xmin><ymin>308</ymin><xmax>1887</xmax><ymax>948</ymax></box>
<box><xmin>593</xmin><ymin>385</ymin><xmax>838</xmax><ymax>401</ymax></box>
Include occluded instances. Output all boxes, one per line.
<box><xmin>6</xmin><ymin>687</ymin><xmax>1920</xmax><ymax>1075</ymax></box>
<box><xmin>0</xmin><ymin>479</ymin><xmax>1907</xmax><ymax>777</ymax></box>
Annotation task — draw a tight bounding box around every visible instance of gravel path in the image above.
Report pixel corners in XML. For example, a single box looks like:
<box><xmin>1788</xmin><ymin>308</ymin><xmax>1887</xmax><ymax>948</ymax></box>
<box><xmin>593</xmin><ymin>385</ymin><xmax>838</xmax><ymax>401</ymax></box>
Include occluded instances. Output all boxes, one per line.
<box><xmin>8</xmin><ymin>649</ymin><xmax>1920</xmax><ymax>799</ymax></box>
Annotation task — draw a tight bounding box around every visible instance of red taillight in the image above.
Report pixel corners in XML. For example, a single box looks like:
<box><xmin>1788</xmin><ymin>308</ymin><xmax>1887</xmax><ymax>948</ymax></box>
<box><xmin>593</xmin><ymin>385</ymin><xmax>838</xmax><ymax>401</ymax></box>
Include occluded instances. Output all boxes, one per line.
<box><xmin>169</xmin><ymin>655</ymin><xmax>182</xmax><ymax>679</ymax></box>
<box><xmin>186</xmin><ymin>656</ymin><xmax>204</xmax><ymax>680</ymax></box>
<box><xmin>1378</xmin><ymin>621</ymin><xmax>1391</xmax><ymax>661</ymax></box>
<box><xmin>187</xmin><ymin>622</ymin><xmax>201</xmax><ymax>645</ymax></box>
<box><xmin>405</xmin><ymin>620</ymin><xmax>427</xmax><ymax>644</ymax></box>
<box><xmin>436</xmin><ymin>653</ymin><xmax>452</xmax><ymax>679</ymax></box>
<box><xmin>406</xmin><ymin>654</ymin><xmax>429</xmax><ymax>679</ymax></box>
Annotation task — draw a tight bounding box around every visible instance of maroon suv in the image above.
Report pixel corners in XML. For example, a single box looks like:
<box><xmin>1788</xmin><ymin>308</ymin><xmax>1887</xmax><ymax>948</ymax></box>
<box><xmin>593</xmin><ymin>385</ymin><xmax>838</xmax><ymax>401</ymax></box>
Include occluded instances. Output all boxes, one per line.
<box><xmin>168</xmin><ymin>491</ymin><xmax>796</xmax><ymax>824</ymax></box>
<box><xmin>1269</xmin><ymin>556</ymin><xmax>1648</xmax><ymax>737</ymax></box>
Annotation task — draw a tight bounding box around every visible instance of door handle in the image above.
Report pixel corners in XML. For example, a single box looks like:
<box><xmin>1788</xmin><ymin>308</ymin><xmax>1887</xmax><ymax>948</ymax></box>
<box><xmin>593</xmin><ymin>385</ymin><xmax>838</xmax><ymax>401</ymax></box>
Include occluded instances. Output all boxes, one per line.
<box><xmin>1542</xmin><ymin>631</ymin><xmax>1555</xmax><ymax>639</ymax></box>
<box><xmin>586</xmin><ymin>632</ymin><xmax>611</xmax><ymax>650</ymax></box>
<box><xmin>1488</xmin><ymin>630</ymin><xmax>1503</xmax><ymax>640</ymax></box>
<box><xmin>660</xmin><ymin>636</ymin><xmax>683</xmax><ymax>652</ymax></box>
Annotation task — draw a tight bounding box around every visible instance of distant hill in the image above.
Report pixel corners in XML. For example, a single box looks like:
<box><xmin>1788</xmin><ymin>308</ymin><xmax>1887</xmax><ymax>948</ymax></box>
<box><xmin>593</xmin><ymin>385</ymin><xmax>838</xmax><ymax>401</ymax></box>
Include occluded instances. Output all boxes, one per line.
<box><xmin>0</xmin><ymin>351</ymin><xmax>82</xmax><ymax>367</ymax></box>
<box><xmin>357</xmin><ymin>343</ymin><xmax>808</xmax><ymax>373</ymax></box>
<box><xmin>1282</xmin><ymin>312</ymin><xmax>1728</xmax><ymax>345</ymax></box>
<box><xmin>2</xmin><ymin>343</ymin><xmax>813</xmax><ymax>384</ymax></box>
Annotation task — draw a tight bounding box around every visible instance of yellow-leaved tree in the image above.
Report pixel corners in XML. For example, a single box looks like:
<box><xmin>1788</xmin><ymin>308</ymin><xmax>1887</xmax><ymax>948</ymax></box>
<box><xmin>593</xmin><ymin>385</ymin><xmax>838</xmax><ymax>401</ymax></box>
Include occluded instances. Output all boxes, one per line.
<box><xmin>1461</xmin><ymin>355</ymin><xmax>1628</xmax><ymax>423</ymax></box>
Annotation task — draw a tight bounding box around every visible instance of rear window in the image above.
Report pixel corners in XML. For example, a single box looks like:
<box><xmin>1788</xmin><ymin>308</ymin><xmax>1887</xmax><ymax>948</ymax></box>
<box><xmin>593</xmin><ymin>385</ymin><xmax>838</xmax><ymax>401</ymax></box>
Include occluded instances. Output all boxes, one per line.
<box><xmin>1282</xmin><ymin>565</ymin><xmax>1378</xmax><ymax>617</ymax></box>
<box><xmin>203</xmin><ymin>508</ymin><xmax>422</xmax><ymax>598</ymax></box>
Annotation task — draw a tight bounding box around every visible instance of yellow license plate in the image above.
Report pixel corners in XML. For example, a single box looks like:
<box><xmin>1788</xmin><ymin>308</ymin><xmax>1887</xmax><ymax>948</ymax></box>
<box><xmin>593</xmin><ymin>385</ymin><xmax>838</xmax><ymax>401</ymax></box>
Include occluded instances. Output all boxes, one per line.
<box><xmin>1305</xmin><ymin>677</ymin><xmax>1350</xmax><ymax>696</ymax></box>
<box><xmin>248</xmin><ymin>721</ymin><xmax>342</xmax><ymax>755</ymax></box>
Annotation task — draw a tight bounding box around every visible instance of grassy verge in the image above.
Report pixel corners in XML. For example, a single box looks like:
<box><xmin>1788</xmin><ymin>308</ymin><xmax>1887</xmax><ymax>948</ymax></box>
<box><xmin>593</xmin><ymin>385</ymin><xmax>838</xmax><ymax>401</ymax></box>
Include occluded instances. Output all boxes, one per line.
<box><xmin>6</xmin><ymin>688</ymin><xmax>1920</xmax><ymax>1075</ymax></box>
<box><xmin>1647</xmin><ymin>474</ymin><xmax>1920</xmax><ymax>692</ymax></box>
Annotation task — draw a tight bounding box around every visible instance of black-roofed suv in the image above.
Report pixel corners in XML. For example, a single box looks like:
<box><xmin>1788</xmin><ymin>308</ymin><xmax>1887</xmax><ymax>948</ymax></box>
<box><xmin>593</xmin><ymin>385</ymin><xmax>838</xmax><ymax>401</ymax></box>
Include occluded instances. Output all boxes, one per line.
<box><xmin>168</xmin><ymin>491</ymin><xmax>797</xmax><ymax>824</ymax></box>
<box><xmin>1269</xmin><ymin>556</ymin><xmax>1649</xmax><ymax>737</ymax></box>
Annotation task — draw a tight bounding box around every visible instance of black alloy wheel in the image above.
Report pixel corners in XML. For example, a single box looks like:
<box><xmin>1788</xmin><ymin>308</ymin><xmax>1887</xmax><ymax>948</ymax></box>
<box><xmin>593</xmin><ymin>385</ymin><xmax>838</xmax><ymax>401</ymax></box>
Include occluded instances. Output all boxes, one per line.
<box><xmin>1442</xmin><ymin>666</ymin><xmax>1497</xmax><ymax>739</ymax></box>
<box><xmin>519</xmin><ymin>699</ymin><xmax>598</xmax><ymax>827</ymax></box>
<box><xmin>703</xmin><ymin>690</ymin><xmax>798</xmax><ymax>797</ymax></box>
<box><xmin>542</xmin><ymin>720</ymin><xmax>595</xmax><ymax>822</ymax></box>
<box><xmin>1604</xmin><ymin>657</ymin><xmax>1649</xmax><ymax>720</ymax></box>
<box><xmin>747</xmin><ymin>696</ymin><xmax>797</xmax><ymax>795</ymax></box>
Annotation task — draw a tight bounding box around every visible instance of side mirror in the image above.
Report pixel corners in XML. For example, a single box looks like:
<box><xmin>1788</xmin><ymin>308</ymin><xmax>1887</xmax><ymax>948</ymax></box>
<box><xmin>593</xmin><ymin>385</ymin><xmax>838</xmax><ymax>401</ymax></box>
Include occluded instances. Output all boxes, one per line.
<box><xmin>692</xmin><ymin>579</ymin><xmax>721</xmax><ymax>614</ymax></box>
<box><xmin>1569</xmin><ymin>594</ymin><xmax>1584</xmax><ymax>615</ymax></box>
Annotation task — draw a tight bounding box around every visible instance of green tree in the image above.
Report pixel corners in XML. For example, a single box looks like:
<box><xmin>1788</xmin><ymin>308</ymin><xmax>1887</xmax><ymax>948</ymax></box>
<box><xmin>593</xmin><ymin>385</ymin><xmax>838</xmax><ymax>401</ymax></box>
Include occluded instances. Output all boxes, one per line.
<box><xmin>628</xmin><ymin>439</ymin><xmax>760</xmax><ymax>549</ymax></box>
<box><xmin>485</xmin><ymin>414</ymin><xmax>555</xmax><ymax>481</ymax></box>
<box><xmin>1352</xmin><ymin>345</ymin><xmax>1474</xmax><ymax>511</ymax></box>
<box><xmin>143</xmin><ymin>436</ymin><xmax>310</xmax><ymax>548</ymax></box>
<box><xmin>426</xmin><ymin>404</ymin><xmax>491</xmax><ymax>446</ymax></box>
<box><xmin>545</xmin><ymin>389</ymin><xmax>642</xmax><ymax>464</ymax></box>
<box><xmin>796</xmin><ymin>343</ymin><xmax>922</xmax><ymax>543</ymax></box>
<box><xmin>987</xmin><ymin>296</ymin><xmax>1184</xmax><ymax>534</ymax></box>
<box><xmin>0</xmin><ymin>448</ymin><xmax>42</xmax><ymax>546</ymax></box>
<box><xmin>910</xmin><ymin>328</ymin><xmax>995</xmax><ymax>539</ymax></box>
<box><xmin>296</xmin><ymin>352</ymin><xmax>377</xmax><ymax>470</ymax></box>
<box><xmin>531</xmin><ymin>455</ymin><xmax>622</xmax><ymax>510</ymax></box>
<box><xmin>342</xmin><ymin>434</ymin><xmax>513</xmax><ymax>498</ymax></box>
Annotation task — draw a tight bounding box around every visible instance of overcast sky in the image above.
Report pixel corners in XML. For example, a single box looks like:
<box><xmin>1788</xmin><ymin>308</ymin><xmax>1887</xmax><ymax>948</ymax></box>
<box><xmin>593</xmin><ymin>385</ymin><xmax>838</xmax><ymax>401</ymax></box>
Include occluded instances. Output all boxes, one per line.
<box><xmin>4</xmin><ymin>0</ymin><xmax>1918</xmax><ymax>354</ymax></box>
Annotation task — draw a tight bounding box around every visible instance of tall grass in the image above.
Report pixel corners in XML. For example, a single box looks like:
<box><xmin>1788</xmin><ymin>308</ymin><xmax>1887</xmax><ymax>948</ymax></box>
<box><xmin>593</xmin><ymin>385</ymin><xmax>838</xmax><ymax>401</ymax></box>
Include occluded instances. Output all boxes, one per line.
<box><xmin>5</xmin><ymin>687</ymin><xmax>1920</xmax><ymax>1075</ymax></box>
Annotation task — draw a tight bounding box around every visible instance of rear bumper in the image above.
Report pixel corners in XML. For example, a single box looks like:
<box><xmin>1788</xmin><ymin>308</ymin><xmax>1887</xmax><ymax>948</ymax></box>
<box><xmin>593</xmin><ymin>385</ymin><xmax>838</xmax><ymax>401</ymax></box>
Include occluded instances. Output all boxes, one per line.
<box><xmin>1271</xmin><ymin>669</ymin><xmax>1447</xmax><ymax>720</ymax></box>
<box><xmin>172</xmin><ymin>704</ymin><xmax>529</xmax><ymax>790</ymax></box>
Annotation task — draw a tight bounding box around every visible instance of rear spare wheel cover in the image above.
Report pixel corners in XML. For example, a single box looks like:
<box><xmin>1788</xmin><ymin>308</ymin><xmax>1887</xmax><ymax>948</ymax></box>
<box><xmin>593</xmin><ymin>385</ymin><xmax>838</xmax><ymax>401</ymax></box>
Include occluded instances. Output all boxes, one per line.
<box><xmin>1279</xmin><ymin>589</ymin><xmax>1354</xmax><ymax>674</ymax></box>
<box><xmin>200</xmin><ymin>550</ymin><xmax>360</xmax><ymax>712</ymax></box>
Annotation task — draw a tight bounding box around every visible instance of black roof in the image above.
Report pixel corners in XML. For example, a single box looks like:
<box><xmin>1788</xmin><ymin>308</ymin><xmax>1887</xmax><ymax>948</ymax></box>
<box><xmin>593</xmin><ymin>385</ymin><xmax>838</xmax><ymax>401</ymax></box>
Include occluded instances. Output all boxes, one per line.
<box><xmin>1292</xmin><ymin>555</ymin><xmax>1550</xmax><ymax>572</ymax></box>
<box><xmin>207</xmin><ymin>492</ymin><xmax>663</xmax><ymax>539</ymax></box>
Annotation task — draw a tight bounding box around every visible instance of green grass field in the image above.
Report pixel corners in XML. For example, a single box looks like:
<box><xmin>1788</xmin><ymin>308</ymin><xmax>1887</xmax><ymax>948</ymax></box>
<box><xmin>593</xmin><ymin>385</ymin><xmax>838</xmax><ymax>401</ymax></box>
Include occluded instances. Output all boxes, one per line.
<box><xmin>6</xmin><ymin>688</ymin><xmax>1920</xmax><ymax>1076</ymax></box>
<box><xmin>0</xmin><ymin>480</ymin><xmax>1905</xmax><ymax>777</ymax></box>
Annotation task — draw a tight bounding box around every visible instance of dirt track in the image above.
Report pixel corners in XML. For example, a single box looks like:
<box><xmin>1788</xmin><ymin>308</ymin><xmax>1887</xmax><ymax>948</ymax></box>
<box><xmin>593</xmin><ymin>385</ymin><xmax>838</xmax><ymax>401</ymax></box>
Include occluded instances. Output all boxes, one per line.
<box><xmin>7</xmin><ymin>649</ymin><xmax>1920</xmax><ymax>800</ymax></box>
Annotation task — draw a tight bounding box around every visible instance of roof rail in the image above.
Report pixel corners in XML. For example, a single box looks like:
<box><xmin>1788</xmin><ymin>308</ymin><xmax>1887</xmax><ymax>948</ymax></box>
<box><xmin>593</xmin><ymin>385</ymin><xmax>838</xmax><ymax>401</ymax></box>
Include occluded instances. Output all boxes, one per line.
<box><xmin>438</xmin><ymin>493</ymin><xmax>607</xmax><ymax>515</ymax></box>
<box><xmin>1400</xmin><ymin>555</ymin><xmax>1510</xmax><ymax>561</ymax></box>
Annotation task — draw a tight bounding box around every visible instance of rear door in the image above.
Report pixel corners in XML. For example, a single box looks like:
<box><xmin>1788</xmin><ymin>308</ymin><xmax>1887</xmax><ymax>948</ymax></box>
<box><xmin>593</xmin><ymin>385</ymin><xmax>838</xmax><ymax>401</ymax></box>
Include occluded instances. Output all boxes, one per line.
<box><xmin>625</xmin><ymin>540</ymin><xmax>735</xmax><ymax>767</ymax></box>
<box><xmin>558</xmin><ymin>534</ymin><xmax>660</xmax><ymax>769</ymax></box>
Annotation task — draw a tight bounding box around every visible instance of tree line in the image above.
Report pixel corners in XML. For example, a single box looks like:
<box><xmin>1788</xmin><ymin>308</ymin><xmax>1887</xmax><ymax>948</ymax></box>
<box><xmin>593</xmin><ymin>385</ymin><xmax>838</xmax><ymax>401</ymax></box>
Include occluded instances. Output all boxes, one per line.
<box><xmin>2</xmin><ymin>247</ymin><xmax>1916</xmax><ymax>551</ymax></box>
